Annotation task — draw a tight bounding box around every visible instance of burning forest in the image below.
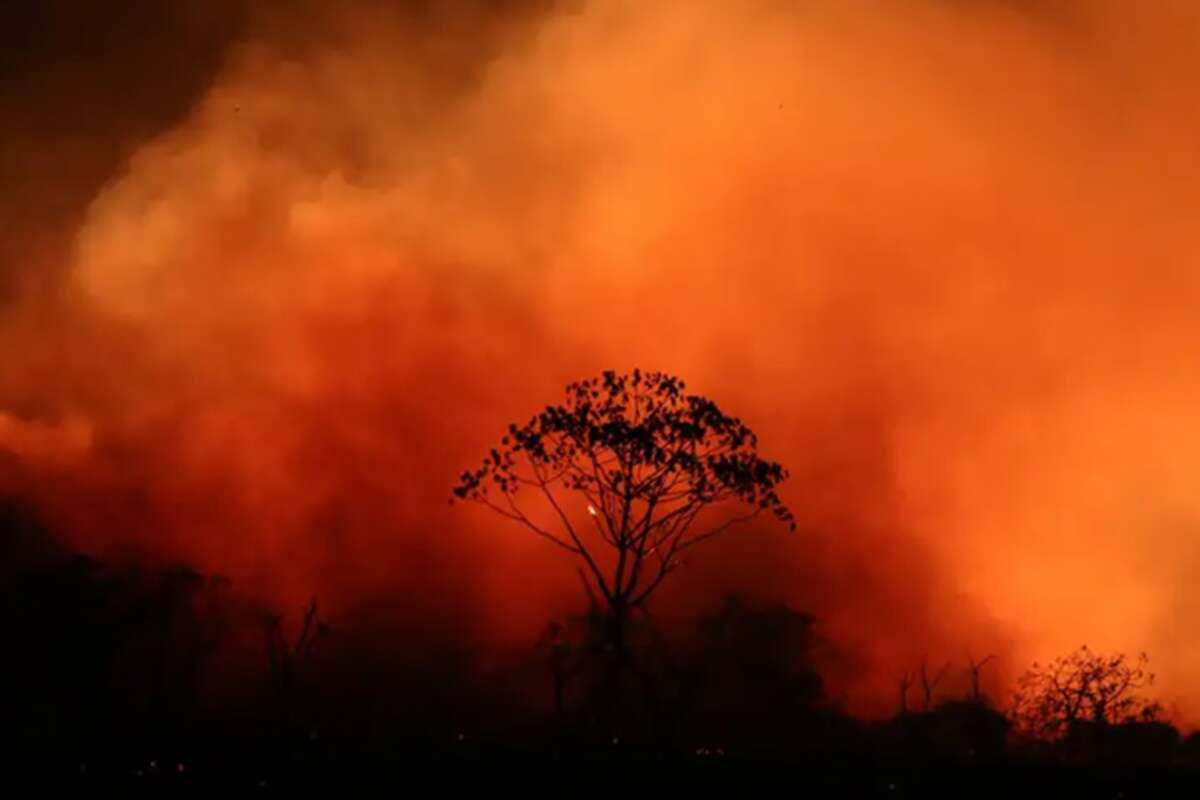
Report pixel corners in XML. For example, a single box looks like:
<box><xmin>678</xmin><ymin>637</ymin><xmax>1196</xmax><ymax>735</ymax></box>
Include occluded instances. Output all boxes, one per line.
<box><xmin>5</xmin><ymin>0</ymin><xmax>1200</xmax><ymax>790</ymax></box>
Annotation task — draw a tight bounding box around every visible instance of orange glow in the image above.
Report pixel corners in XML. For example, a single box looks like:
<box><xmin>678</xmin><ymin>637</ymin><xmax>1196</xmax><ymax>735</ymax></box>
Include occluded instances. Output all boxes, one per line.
<box><xmin>4</xmin><ymin>0</ymin><xmax>1200</xmax><ymax>720</ymax></box>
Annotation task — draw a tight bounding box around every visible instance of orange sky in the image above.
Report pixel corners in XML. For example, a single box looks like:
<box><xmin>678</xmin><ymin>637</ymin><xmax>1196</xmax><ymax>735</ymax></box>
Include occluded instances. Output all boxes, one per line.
<box><xmin>4</xmin><ymin>0</ymin><xmax>1200</xmax><ymax>720</ymax></box>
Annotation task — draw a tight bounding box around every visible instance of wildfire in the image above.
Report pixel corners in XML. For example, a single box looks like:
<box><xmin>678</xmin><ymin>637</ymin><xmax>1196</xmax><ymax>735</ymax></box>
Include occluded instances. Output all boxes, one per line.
<box><xmin>3</xmin><ymin>0</ymin><xmax>1200</xmax><ymax>721</ymax></box>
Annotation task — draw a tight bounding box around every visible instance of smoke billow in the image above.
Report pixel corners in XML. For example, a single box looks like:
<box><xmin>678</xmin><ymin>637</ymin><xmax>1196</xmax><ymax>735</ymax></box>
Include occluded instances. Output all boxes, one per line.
<box><xmin>4</xmin><ymin>0</ymin><xmax>1200</xmax><ymax>718</ymax></box>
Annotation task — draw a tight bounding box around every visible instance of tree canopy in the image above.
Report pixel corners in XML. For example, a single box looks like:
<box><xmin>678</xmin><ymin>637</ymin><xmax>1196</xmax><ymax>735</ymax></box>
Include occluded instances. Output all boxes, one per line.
<box><xmin>453</xmin><ymin>369</ymin><xmax>794</xmax><ymax>620</ymax></box>
<box><xmin>1010</xmin><ymin>646</ymin><xmax>1162</xmax><ymax>740</ymax></box>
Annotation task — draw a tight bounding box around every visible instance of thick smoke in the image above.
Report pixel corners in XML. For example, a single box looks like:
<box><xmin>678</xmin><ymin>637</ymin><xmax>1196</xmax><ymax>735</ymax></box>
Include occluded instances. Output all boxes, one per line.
<box><xmin>4</xmin><ymin>0</ymin><xmax>1200</xmax><ymax>718</ymax></box>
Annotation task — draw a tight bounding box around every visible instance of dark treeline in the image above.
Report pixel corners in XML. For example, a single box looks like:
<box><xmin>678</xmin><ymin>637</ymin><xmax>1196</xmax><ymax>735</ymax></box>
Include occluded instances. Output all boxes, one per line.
<box><xmin>5</xmin><ymin>501</ymin><xmax>1200</xmax><ymax>792</ymax></box>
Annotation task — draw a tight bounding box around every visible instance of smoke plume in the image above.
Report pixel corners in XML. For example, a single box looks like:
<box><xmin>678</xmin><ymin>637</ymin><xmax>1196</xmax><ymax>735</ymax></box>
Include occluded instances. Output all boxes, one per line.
<box><xmin>4</xmin><ymin>0</ymin><xmax>1200</xmax><ymax>718</ymax></box>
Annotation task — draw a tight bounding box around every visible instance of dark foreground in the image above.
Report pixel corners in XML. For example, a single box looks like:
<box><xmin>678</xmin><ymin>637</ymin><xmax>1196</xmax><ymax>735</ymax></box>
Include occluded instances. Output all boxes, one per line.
<box><xmin>3</xmin><ymin>527</ymin><xmax>1197</xmax><ymax>795</ymax></box>
<box><xmin>6</xmin><ymin>746</ymin><xmax>1200</xmax><ymax>796</ymax></box>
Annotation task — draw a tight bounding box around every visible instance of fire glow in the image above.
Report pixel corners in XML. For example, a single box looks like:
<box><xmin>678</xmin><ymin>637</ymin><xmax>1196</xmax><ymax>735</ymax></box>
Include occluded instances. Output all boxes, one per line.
<box><xmin>3</xmin><ymin>0</ymin><xmax>1200</xmax><ymax>720</ymax></box>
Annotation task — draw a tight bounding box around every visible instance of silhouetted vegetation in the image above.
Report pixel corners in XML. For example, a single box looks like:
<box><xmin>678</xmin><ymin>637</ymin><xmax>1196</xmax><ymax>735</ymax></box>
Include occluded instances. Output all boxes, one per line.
<box><xmin>1010</xmin><ymin>646</ymin><xmax>1162</xmax><ymax>738</ymax></box>
<box><xmin>453</xmin><ymin>369</ymin><xmax>794</xmax><ymax>662</ymax></box>
<box><xmin>5</xmin><ymin>481</ymin><xmax>1200</xmax><ymax>791</ymax></box>
<box><xmin>1008</xmin><ymin>645</ymin><xmax>1171</xmax><ymax>766</ymax></box>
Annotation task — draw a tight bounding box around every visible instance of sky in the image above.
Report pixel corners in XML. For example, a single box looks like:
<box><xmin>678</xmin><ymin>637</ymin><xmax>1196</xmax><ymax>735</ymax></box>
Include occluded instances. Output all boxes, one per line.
<box><xmin>4</xmin><ymin>0</ymin><xmax>1200</xmax><ymax>719</ymax></box>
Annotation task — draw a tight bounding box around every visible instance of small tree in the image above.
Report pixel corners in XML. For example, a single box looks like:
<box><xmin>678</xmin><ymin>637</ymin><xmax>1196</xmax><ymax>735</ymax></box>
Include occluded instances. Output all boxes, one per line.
<box><xmin>689</xmin><ymin>597</ymin><xmax>826</xmax><ymax>755</ymax></box>
<box><xmin>894</xmin><ymin>670</ymin><xmax>914</xmax><ymax>715</ymax></box>
<box><xmin>264</xmin><ymin>598</ymin><xmax>328</xmax><ymax>728</ymax></box>
<box><xmin>966</xmin><ymin>652</ymin><xmax>995</xmax><ymax>704</ymax></box>
<box><xmin>1010</xmin><ymin>646</ymin><xmax>1162</xmax><ymax>740</ymax></box>
<box><xmin>919</xmin><ymin>658</ymin><xmax>950</xmax><ymax>712</ymax></box>
<box><xmin>453</xmin><ymin>369</ymin><xmax>794</xmax><ymax>656</ymax></box>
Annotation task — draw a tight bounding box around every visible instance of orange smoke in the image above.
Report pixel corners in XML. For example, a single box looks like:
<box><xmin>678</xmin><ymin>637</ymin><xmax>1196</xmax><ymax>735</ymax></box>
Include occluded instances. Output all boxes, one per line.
<box><xmin>4</xmin><ymin>0</ymin><xmax>1200</xmax><ymax>719</ymax></box>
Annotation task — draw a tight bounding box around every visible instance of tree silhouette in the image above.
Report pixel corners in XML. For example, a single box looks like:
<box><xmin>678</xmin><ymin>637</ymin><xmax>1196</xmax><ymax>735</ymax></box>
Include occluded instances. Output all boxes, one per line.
<box><xmin>534</xmin><ymin>569</ymin><xmax>613</xmax><ymax>731</ymax></box>
<box><xmin>690</xmin><ymin>597</ymin><xmax>826</xmax><ymax>755</ymax></box>
<box><xmin>453</xmin><ymin>369</ymin><xmax>794</xmax><ymax>656</ymax></box>
<box><xmin>966</xmin><ymin>652</ymin><xmax>995</xmax><ymax>704</ymax></box>
<box><xmin>919</xmin><ymin>657</ymin><xmax>950</xmax><ymax>712</ymax></box>
<box><xmin>264</xmin><ymin>598</ymin><xmax>328</xmax><ymax>730</ymax></box>
<box><xmin>894</xmin><ymin>669</ymin><xmax>914</xmax><ymax>715</ymax></box>
<box><xmin>1010</xmin><ymin>646</ymin><xmax>1162</xmax><ymax>740</ymax></box>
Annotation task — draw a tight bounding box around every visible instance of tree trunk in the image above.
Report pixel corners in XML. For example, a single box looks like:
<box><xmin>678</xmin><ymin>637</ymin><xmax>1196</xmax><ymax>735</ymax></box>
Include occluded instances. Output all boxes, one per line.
<box><xmin>593</xmin><ymin>601</ymin><xmax>632</xmax><ymax>741</ymax></box>
<box><xmin>610</xmin><ymin>602</ymin><xmax>629</xmax><ymax>665</ymax></box>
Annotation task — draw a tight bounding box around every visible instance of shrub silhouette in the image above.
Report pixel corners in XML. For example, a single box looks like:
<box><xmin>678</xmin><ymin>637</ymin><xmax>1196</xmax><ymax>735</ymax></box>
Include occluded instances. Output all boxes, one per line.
<box><xmin>1010</xmin><ymin>646</ymin><xmax>1163</xmax><ymax>744</ymax></box>
<box><xmin>685</xmin><ymin>596</ymin><xmax>830</xmax><ymax>756</ymax></box>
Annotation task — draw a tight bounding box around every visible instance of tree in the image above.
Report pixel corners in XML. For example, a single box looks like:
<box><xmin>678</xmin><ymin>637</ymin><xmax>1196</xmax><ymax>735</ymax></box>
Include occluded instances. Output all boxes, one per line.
<box><xmin>689</xmin><ymin>597</ymin><xmax>826</xmax><ymax>755</ymax></box>
<box><xmin>966</xmin><ymin>652</ymin><xmax>995</xmax><ymax>704</ymax></box>
<box><xmin>264</xmin><ymin>598</ymin><xmax>328</xmax><ymax>730</ymax></box>
<box><xmin>452</xmin><ymin>369</ymin><xmax>794</xmax><ymax>656</ymax></box>
<box><xmin>894</xmin><ymin>669</ymin><xmax>914</xmax><ymax>715</ymax></box>
<box><xmin>919</xmin><ymin>657</ymin><xmax>950</xmax><ymax>712</ymax></box>
<box><xmin>1010</xmin><ymin>646</ymin><xmax>1162</xmax><ymax>740</ymax></box>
